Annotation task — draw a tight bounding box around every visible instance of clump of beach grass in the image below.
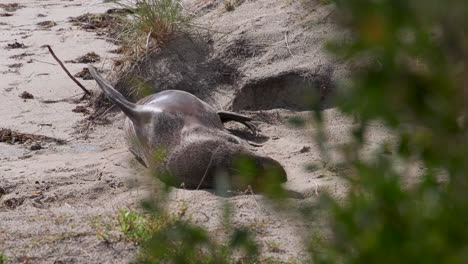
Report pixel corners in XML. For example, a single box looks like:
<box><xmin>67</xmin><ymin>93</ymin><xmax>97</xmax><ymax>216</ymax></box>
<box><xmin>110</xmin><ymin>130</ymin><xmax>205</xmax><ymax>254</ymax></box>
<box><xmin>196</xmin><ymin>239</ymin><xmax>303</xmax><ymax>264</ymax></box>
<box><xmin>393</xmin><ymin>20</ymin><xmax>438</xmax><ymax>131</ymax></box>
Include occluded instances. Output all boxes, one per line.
<box><xmin>224</xmin><ymin>0</ymin><xmax>235</xmax><ymax>11</ymax></box>
<box><xmin>117</xmin><ymin>0</ymin><xmax>192</xmax><ymax>58</ymax></box>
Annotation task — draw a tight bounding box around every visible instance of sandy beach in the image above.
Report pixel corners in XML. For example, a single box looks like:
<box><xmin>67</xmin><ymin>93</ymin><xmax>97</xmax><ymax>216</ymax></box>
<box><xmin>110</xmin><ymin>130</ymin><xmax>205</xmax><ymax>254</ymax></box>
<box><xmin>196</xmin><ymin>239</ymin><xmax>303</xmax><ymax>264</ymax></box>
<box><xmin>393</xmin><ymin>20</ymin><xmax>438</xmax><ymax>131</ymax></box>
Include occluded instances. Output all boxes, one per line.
<box><xmin>0</xmin><ymin>0</ymin><xmax>390</xmax><ymax>263</ymax></box>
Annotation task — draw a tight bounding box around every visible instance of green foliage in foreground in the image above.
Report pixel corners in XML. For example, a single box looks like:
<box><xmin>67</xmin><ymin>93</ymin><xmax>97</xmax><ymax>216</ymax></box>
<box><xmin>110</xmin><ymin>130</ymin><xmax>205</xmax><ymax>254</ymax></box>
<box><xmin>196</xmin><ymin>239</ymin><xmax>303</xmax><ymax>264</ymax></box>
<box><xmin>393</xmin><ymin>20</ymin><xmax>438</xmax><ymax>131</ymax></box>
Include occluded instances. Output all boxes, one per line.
<box><xmin>0</xmin><ymin>253</ymin><xmax>7</xmax><ymax>264</ymax></box>
<box><xmin>117</xmin><ymin>206</ymin><xmax>258</xmax><ymax>264</ymax></box>
<box><xmin>137</xmin><ymin>221</ymin><xmax>257</xmax><ymax>264</ymax></box>
<box><xmin>118</xmin><ymin>209</ymin><xmax>171</xmax><ymax>243</ymax></box>
<box><xmin>311</xmin><ymin>0</ymin><xmax>468</xmax><ymax>263</ymax></box>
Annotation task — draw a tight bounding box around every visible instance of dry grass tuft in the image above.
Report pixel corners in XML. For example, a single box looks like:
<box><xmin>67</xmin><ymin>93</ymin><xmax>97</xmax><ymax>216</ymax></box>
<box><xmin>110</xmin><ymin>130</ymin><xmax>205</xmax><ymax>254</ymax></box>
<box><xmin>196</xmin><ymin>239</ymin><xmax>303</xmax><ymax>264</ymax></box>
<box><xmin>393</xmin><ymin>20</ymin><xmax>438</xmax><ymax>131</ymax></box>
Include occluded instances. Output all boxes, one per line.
<box><xmin>117</xmin><ymin>0</ymin><xmax>191</xmax><ymax>57</ymax></box>
<box><xmin>224</xmin><ymin>0</ymin><xmax>245</xmax><ymax>11</ymax></box>
<box><xmin>224</xmin><ymin>0</ymin><xmax>235</xmax><ymax>11</ymax></box>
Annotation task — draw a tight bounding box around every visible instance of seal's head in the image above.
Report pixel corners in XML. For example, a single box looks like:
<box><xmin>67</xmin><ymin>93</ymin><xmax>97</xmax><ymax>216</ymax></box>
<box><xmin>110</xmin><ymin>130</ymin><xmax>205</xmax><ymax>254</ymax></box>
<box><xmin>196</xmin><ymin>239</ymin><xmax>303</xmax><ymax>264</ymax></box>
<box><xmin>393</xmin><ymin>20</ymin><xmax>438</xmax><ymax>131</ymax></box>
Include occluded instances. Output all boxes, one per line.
<box><xmin>165</xmin><ymin>132</ymin><xmax>287</xmax><ymax>191</ymax></box>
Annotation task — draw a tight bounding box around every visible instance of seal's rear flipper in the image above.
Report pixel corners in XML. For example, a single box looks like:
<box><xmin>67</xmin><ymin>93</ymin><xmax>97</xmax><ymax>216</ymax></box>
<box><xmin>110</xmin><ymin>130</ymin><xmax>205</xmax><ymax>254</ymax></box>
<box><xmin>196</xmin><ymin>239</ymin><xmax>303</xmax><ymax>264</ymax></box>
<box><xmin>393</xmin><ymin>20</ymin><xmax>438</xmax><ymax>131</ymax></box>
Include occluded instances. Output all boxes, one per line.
<box><xmin>88</xmin><ymin>65</ymin><xmax>148</xmax><ymax>122</ymax></box>
<box><xmin>217</xmin><ymin>111</ymin><xmax>256</xmax><ymax>134</ymax></box>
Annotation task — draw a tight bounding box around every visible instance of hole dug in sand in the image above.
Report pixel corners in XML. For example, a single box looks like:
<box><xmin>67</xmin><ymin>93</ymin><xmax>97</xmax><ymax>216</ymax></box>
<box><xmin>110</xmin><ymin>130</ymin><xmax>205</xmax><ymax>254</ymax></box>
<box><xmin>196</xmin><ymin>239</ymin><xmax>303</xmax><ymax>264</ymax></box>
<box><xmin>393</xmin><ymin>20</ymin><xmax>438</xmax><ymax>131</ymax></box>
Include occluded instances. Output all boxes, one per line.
<box><xmin>231</xmin><ymin>70</ymin><xmax>333</xmax><ymax>111</ymax></box>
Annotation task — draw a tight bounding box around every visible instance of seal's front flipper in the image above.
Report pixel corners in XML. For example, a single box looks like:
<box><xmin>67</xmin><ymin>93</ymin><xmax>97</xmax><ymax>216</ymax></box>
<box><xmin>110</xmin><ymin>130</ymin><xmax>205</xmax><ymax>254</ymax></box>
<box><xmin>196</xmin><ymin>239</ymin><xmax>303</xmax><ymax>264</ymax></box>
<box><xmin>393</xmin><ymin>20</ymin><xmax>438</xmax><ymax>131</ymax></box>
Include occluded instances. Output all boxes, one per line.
<box><xmin>217</xmin><ymin>111</ymin><xmax>256</xmax><ymax>134</ymax></box>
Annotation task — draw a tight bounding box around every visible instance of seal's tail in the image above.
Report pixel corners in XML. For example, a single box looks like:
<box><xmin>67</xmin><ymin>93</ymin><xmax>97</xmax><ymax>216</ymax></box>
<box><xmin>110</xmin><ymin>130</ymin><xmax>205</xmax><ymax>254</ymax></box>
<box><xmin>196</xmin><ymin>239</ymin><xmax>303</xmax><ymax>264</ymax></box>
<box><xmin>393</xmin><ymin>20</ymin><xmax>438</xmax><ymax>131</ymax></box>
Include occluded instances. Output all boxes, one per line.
<box><xmin>88</xmin><ymin>65</ymin><xmax>142</xmax><ymax>121</ymax></box>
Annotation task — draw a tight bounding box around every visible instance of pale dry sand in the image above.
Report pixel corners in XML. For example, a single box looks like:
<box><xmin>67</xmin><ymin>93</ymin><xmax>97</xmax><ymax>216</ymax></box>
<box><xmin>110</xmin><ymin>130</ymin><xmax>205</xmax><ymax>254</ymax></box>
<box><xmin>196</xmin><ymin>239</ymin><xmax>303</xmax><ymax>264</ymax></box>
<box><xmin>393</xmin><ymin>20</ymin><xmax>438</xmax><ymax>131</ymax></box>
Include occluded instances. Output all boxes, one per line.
<box><xmin>0</xmin><ymin>0</ymin><xmax>391</xmax><ymax>263</ymax></box>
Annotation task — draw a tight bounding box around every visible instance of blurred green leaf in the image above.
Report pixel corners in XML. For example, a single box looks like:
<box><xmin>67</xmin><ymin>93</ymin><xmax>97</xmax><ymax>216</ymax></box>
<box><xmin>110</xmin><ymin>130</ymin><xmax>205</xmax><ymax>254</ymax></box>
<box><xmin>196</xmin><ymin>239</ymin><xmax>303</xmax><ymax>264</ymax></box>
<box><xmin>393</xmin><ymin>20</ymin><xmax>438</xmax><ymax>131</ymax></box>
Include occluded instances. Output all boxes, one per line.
<box><xmin>312</xmin><ymin>0</ymin><xmax>468</xmax><ymax>263</ymax></box>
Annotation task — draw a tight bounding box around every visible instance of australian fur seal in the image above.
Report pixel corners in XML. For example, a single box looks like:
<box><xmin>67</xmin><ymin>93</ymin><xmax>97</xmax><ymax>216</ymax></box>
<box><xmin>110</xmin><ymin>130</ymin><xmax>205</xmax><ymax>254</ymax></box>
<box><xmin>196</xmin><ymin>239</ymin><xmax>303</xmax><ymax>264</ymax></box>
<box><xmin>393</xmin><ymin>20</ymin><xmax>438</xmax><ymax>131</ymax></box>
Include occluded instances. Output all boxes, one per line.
<box><xmin>88</xmin><ymin>65</ymin><xmax>287</xmax><ymax>190</ymax></box>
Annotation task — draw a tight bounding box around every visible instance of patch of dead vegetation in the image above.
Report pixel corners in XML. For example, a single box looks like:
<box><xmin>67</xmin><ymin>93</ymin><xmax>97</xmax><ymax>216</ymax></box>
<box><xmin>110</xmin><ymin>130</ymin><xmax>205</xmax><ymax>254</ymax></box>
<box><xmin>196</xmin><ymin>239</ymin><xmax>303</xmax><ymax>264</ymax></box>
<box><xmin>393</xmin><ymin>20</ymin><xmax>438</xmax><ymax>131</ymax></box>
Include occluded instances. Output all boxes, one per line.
<box><xmin>8</xmin><ymin>63</ymin><xmax>23</xmax><ymax>69</ymax></box>
<box><xmin>224</xmin><ymin>0</ymin><xmax>245</xmax><ymax>11</ymax></box>
<box><xmin>105</xmin><ymin>8</ymin><xmax>133</xmax><ymax>15</ymax></box>
<box><xmin>5</xmin><ymin>41</ymin><xmax>26</xmax><ymax>49</ymax></box>
<box><xmin>74</xmin><ymin>67</ymin><xmax>103</xmax><ymax>80</ymax></box>
<box><xmin>0</xmin><ymin>12</ymin><xmax>13</xmax><ymax>17</ymax></box>
<box><xmin>9</xmin><ymin>52</ymin><xmax>34</xmax><ymax>60</ymax></box>
<box><xmin>0</xmin><ymin>3</ymin><xmax>24</xmax><ymax>12</ymax></box>
<box><xmin>0</xmin><ymin>128</ymin><xmax>66</xmax><ymax>145</ymax></box>
<box><xmin>29</xmin><ymin>232</ymin><xmax>90</xmax><ymax>246</ymax></box>
<box><xmin>72</xmin><ymin>105</ymin><xmax>91</xmax><ymax>115</ymax></box>
<box><xmin>109</xmin><ymin>47</ymin><xmax>124</xmax><ymax>54</ymax></box>
<box><xmin>0</xmin><ymin>187</ymin><xmax>7</xmax><ymax>200</ymax></box>
<box><xmin>74</xmin><ymin>67</ymin><xmax>92</xmax><ymax>80</ymax></box>
<box><xmin>66</xmin><ymin>52</ymin><xmax>101</xmax><ymax>64</ymax></box>
<box><xmin>37</xmin><ymin>20</ymin><xmax>56</xmax><ymax>29</ymax></box>
<box><xmin>68</xmin><ymin>12</ymin><xmax>127</xmax><ymax>36</ymax></box>
<box><xmin>19</xmin><ymin>91</ymin><xmax>34</xmax><ymax>99</ymax></box>
<box><xmin>3</xmin><ymin>197</ymin><xmax>24</xmax><ymax>209</ymax></box>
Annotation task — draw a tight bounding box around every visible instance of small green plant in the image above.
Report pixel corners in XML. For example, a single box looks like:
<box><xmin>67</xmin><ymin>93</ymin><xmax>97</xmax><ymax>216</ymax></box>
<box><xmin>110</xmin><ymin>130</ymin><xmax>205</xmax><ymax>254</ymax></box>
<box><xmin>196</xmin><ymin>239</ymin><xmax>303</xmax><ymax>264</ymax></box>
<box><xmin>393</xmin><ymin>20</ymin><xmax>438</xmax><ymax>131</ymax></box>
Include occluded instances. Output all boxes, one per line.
<box><xmin>0</xmin><ymin>253</ymin><xmax>7</xmax><ymax>264</ymax></box>
<box><xmin>116</xmin><ymin>206</ymin><xmax>259</xmax><ymax>263</ymax></box>
<box><xmin>118</xmin><ymin>209</ymin><xmax>171</xmax><ymax>244</ymax></box>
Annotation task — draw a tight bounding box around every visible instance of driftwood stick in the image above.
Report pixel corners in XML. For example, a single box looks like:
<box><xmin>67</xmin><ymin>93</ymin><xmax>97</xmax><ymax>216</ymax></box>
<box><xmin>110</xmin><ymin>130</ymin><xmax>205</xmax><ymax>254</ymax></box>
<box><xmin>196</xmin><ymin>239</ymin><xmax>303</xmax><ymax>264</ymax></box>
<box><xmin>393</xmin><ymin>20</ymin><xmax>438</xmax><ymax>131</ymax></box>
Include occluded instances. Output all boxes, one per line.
<box><xmin>46</xmin><ymin>45</ymin><xmax>92</xmax><ymax>96</ymax></box>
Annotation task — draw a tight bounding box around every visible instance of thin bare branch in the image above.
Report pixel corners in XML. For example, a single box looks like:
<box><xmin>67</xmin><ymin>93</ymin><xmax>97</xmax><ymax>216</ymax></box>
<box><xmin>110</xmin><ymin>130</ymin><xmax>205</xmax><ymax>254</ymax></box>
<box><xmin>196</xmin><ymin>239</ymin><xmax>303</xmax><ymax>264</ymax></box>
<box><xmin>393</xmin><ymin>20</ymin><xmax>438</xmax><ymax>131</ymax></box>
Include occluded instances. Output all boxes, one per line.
<box><xmin>46</xmin><ymin>45</ymin><xmax>92</xmax><ymax>96</ymax></box>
